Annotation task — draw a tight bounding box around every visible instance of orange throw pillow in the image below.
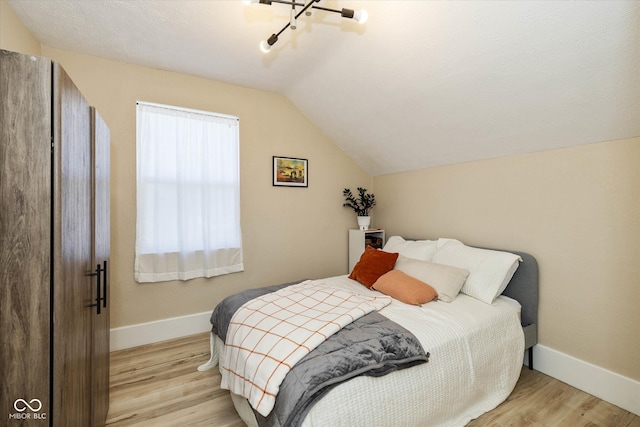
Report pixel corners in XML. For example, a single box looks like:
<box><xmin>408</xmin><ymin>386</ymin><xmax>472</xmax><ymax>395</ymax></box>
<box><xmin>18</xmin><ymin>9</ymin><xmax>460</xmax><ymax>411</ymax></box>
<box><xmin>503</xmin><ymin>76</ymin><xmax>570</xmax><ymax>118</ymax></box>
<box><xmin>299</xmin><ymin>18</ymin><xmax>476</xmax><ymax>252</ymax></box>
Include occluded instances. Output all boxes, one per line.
<box><xmin>372</xmin><ymin>270</ymin><xmax>438</xmax><ymax>305</ymax></box>
<box><xmin>349</xmin><ymin>246</ymin><xmax>399</xmax><ymax>288</ymax></box>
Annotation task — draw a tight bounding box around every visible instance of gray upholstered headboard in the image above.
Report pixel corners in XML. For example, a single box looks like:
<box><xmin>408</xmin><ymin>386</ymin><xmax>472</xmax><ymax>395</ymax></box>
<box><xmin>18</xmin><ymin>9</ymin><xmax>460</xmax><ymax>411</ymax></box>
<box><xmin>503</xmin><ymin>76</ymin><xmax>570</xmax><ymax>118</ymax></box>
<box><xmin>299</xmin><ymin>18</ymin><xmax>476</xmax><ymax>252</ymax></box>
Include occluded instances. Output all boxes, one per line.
<box><xmin>405</xmin><ymin>239</ymin><xmax>539</xmax><ymax>362</ymax></box>
<box><xmin>497</xmin><ymin>250</ymin><xmax>538</xmax><ymax>329</ymax></box>
<box><xmin>495</xmin><ymin>249</ymin><xmax>539</xmax><ymax>363</ymax></box>
<box><xmin>466</xmin><ymin>247</ymin><xmax>539</xmax><ymax>366</ymax></box>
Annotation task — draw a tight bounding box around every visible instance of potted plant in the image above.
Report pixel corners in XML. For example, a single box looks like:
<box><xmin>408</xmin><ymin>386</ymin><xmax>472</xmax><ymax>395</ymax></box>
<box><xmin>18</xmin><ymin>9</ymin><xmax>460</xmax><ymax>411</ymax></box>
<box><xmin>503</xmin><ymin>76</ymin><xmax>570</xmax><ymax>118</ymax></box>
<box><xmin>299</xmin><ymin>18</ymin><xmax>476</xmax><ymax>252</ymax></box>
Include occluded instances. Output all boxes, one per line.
<box><xmin>343</xmin><ymin>187</ymin><xmax>376</xmax><ymax>230</ymax></box>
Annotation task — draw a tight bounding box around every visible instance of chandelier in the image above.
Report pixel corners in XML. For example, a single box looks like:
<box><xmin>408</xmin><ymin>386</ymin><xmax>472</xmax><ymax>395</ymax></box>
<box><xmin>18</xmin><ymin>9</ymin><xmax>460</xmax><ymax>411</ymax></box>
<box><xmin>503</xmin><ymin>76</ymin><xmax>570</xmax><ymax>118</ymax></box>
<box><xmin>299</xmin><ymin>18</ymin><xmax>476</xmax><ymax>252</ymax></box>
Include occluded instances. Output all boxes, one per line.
<box><xmin>243</xmin><ymin>0</ymin><xmax>368</xmax><ymax>53</ymax></box>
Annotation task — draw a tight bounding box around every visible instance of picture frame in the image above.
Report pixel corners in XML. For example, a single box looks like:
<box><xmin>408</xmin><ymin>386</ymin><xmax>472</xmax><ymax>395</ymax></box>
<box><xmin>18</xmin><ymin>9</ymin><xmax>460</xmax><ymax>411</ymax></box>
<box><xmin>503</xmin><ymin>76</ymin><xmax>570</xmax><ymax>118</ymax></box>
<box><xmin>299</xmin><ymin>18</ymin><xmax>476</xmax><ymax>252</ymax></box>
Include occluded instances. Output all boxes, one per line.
<box><xmin>273</xmin><ymin>156</ymin><xmax>308</xmax><ymax>187</ymax></box>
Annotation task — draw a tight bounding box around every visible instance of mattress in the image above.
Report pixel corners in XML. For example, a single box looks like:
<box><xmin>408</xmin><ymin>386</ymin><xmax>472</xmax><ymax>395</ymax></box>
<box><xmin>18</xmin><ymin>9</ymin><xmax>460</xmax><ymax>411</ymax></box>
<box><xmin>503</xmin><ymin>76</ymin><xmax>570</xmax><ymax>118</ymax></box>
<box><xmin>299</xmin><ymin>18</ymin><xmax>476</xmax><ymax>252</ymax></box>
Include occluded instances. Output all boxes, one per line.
<box><xmin>215</xmin><ymin>274</ymin><xmax>525</xmax><ymax>427</ymax></box>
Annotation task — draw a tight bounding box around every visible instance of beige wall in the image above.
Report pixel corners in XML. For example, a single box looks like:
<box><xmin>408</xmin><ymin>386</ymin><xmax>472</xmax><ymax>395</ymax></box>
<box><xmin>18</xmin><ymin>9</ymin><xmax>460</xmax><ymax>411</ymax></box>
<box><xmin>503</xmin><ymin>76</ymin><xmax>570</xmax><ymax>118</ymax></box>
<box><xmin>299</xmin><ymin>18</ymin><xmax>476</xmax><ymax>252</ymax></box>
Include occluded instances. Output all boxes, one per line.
<box><xmin>0</xmin><ymin>0</ymin><xmax>40</xmax><ymax>55</ymax></box>
<box><xmin>373</xmin><ymin>138</ymin><xmax>640</xmax><ymax>381</ymax></box>
<box><xmin>2</xmin><ymin>3</ymin><xmax>371</xmax><ymax>329</ymax></box>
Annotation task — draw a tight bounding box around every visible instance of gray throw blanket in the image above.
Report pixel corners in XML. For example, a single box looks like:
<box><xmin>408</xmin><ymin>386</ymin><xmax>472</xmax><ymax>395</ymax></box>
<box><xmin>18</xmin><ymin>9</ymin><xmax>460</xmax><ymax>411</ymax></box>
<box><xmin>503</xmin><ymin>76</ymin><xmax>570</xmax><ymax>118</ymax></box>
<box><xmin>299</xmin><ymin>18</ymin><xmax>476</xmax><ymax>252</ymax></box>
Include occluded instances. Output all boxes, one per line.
<box><xmin>210</xmin><ymin>280</ymin><xmax>429</xmax><ymax>427</ymax></box>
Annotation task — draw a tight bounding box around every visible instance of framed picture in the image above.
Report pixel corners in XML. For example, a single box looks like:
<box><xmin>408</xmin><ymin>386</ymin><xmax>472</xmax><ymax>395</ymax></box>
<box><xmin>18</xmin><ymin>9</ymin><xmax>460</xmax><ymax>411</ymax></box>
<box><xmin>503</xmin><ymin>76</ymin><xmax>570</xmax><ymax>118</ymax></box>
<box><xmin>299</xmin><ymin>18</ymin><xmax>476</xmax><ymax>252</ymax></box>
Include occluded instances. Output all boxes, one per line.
<box><xmin>273</xmin><ymin>156</ymin><xmax>308</xmax><ymax>187</ymax></box>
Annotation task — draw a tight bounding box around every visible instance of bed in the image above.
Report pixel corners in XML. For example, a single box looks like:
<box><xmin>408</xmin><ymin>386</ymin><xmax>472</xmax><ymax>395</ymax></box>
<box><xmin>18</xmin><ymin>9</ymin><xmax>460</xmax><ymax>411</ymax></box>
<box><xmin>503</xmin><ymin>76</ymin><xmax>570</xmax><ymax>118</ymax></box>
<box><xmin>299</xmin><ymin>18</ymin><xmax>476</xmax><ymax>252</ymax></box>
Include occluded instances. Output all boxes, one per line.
<box><xmin>199</xmin><ymin>237</ymin><xmax>539</xmax><ymax>427</ymax></box>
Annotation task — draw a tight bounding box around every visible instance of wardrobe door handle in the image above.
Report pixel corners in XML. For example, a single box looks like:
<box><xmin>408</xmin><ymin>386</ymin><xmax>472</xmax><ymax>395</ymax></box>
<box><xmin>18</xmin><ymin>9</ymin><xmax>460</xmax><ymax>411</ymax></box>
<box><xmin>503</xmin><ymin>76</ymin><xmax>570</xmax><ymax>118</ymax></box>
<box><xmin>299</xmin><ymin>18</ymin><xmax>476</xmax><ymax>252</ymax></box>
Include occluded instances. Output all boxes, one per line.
<box><xmin>96</xmin><ymin>263</ymin><xmax>102</xmax><ymax>315</ymax></box>
<box><xmin>102</xmin><ymin>260</ymin><xmax>108</xmax><ymax>309</ymax></box>
<box><xmin>87</xmin><ymin>264</ymin><xmax>102</xmax><ymax>315</ymax></box>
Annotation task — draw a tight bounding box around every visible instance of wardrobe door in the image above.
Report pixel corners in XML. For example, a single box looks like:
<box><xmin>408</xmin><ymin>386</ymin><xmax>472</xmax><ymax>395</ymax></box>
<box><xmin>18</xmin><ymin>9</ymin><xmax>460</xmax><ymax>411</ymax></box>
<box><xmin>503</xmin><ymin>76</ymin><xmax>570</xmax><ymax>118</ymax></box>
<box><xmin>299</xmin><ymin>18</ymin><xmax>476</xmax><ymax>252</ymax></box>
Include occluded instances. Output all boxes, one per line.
<box><xmin>51</xmin><ymin>63</ymin><xmax>92</xmax><ymax>426</ymax></box>
<box><xmin>90</xmin><ymin>107</ymin><xmax>111</xmax><ymax>426</ymax></box>
<box><xmin>0</xmin><ymin>50</ymin><xmax>53</xmax><ymax>424</ymax></box>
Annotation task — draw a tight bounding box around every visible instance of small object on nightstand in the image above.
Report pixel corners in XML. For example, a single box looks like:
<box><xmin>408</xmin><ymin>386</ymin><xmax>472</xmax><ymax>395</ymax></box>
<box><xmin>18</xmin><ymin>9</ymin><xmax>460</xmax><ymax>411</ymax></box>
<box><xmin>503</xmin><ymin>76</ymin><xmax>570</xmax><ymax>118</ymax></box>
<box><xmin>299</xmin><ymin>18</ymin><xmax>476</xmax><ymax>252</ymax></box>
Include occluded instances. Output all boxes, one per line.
<box><xmin>348</xmin><ymin>229</ymin><xmax>385</xmax><ymax>272</ymax></box>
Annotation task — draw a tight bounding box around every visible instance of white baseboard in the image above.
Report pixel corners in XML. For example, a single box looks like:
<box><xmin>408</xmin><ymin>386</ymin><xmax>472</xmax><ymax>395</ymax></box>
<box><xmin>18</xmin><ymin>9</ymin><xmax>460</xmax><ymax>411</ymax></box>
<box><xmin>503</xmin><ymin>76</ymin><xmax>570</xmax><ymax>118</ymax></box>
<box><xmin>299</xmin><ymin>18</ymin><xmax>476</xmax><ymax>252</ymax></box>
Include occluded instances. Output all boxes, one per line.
<box><xmin>527</xmin><ymin>344</ymin><xmax>639</xmax><ymax>416</ymax></box>
<box><xmin>110</xmin><ymin>314</ymin><xmax>639</xmax><ymax>416</ymax></box>
<box><xmin>110</xmin><ymin>311</ymin><xmax>211</xmax><ymax>351</ymax></box>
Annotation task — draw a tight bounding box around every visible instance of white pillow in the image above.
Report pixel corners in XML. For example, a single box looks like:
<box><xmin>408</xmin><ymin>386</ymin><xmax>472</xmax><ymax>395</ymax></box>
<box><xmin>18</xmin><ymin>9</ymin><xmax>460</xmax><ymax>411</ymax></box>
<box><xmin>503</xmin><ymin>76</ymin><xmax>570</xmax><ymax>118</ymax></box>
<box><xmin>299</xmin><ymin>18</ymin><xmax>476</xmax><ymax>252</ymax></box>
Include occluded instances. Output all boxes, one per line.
<box><xmin>382</xmin><ymin>236</ymin><xmax>438</xmax><ymax>261</ymax></box>
<box><xmin>394</xmin><ymin>255</ymin><xmax>470</xmax><ymax>302</ymax></box>
<box><xmin>432</xmin><ymin>239</ymin><xmax>522</xmax><ymax>304</ymax></box>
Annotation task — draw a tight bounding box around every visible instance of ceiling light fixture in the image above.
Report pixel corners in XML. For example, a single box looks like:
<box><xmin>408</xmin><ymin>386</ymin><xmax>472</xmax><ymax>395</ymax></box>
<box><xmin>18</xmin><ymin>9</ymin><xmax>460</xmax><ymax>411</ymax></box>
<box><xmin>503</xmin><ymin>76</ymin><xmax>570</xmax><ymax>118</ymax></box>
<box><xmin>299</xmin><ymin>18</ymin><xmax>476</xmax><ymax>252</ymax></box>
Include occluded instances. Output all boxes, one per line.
<box><xmin>243</xmin><ymin>0</ymin><xmax>368</xmax><ymax>53</ymax></box>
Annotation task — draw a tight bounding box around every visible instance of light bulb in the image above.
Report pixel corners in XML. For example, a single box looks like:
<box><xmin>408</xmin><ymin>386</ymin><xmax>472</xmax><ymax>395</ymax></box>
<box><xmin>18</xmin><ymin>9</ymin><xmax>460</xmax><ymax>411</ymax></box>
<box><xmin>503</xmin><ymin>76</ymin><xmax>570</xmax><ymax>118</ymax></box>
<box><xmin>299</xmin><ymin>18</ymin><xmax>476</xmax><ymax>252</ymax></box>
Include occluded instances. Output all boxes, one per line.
<box><xmin>353</xmin><ymin>9</ymin><xmax>368</xmax><ymax>24</ymax></box>
<box><xmin>260</xmin><ymin>40</ymin><xmax>272</xmax><ymax>53</ymax></box>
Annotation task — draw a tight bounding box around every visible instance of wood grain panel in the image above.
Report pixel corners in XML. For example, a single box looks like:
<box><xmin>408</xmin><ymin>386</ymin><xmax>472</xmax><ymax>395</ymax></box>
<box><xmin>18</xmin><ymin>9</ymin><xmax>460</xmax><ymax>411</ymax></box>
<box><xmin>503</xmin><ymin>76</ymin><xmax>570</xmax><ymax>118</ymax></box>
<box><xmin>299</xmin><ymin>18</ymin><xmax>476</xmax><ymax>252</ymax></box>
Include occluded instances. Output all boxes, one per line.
<box><xmin>0</xmin><ymin>50</ymin><xmax>53</xmax><ymax>423</ymax></box>
<box><xmin>91</xmin><ymin>107</ymin><xmax>111</xmax><ymax>426</ymax></box>
<box><xmin>106</xmin><ymin>334</ymin><xmax>243</xmax><ymax>427</ymax></box>
<box><xmin>51</xmin><ymin>63</ymin><xmax>92</xmax><ymax>427</ymax></box>
<box><xmin>106</xmin><ymin>334</ymin><xmax>640</xmax><ymax>427</ymax></box>
<box><xmin>1</xmin><ymin>50</ymin><xmax>109</xmax><ymax>426</ymax></box>
<box><xmin>468</xmin><ymin>367</ymin><xmax>640</xmax><ymax>426</ymax></box>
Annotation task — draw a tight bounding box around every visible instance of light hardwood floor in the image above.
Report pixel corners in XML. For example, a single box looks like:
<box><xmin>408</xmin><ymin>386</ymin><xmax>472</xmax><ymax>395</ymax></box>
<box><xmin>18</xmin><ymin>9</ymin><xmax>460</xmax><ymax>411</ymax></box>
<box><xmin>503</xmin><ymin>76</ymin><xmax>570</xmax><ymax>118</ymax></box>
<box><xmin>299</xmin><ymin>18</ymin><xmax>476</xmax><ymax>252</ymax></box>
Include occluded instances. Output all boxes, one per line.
<box><xmin>106</xmin><ymin>333</ymin><xmax>639</xmax><ymax>427</ymax></box>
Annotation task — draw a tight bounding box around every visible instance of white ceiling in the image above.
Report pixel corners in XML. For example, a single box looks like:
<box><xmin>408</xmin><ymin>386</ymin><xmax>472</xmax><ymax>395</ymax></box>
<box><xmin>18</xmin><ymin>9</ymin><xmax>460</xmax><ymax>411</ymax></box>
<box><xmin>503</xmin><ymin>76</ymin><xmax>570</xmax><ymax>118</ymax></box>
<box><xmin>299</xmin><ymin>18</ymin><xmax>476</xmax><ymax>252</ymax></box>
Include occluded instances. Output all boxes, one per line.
<box><xmin>7</xmin><ymin>0</ymin><xmax>640</xmax><ymax>176</ymax></box>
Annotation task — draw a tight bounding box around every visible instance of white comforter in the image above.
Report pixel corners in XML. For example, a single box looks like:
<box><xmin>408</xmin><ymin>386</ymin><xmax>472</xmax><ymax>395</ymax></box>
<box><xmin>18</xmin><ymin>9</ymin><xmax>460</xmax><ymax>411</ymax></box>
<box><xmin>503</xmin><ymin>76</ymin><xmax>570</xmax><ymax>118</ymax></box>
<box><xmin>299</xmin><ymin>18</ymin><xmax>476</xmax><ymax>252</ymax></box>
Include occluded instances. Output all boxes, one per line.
<box><xmin>216</xmin><ymin>274</ymin><xmax>525</xmax><ymax>427</ymax></box>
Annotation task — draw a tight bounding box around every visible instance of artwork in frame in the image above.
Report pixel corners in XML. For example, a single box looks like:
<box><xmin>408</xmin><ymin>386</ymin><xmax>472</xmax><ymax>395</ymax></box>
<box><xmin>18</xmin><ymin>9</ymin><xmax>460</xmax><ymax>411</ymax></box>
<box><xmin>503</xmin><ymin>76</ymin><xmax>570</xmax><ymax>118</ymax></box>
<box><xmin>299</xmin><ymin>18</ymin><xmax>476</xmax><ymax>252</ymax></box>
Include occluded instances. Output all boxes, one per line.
<box><xmin>273</xmin><ymin>156</ymin><xmax>308</xmax><ymax>187</ymax></box>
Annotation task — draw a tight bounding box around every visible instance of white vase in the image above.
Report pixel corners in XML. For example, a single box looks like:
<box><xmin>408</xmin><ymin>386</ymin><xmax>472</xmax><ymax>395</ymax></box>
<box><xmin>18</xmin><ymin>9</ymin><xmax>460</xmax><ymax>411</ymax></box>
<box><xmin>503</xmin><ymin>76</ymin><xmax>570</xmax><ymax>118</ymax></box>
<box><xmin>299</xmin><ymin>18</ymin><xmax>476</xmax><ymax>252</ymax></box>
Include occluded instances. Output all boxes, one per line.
<box><xmin>357</xmin><ymin>216</ymin><xmax>371</xmax><ymax>230</ymax></box>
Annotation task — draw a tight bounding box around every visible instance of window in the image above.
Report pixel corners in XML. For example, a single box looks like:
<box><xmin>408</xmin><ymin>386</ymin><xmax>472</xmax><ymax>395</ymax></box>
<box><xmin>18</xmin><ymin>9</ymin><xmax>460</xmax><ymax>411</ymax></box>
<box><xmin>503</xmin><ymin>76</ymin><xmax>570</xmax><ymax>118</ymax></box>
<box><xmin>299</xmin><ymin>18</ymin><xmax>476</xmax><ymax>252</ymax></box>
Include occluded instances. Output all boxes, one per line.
<box><xmin>135</xmin><ymin>102</ymin><xmax>243</xmax><ymax>282</ymax></box>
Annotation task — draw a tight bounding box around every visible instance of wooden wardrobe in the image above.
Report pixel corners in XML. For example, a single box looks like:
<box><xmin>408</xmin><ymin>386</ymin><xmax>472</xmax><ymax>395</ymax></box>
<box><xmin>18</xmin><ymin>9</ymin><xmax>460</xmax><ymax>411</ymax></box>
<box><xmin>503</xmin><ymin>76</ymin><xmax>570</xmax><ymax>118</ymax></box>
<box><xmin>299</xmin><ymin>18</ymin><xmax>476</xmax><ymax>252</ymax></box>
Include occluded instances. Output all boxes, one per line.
<box><xmin>0</xmin><ymin>49</ymin><xmax>110</xmax><ymax>426</ymax></box>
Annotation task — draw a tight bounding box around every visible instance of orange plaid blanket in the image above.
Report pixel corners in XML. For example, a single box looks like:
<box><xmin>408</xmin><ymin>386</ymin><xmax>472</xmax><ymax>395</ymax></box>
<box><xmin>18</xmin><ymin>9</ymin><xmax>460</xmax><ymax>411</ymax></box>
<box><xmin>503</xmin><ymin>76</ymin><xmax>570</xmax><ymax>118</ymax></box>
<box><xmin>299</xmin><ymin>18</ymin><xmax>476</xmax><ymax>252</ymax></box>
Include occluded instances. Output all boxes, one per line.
<box><xmin>219</xmin><ymin>279</ymin><xmax>391</xmax><ymax>416</ymax></box>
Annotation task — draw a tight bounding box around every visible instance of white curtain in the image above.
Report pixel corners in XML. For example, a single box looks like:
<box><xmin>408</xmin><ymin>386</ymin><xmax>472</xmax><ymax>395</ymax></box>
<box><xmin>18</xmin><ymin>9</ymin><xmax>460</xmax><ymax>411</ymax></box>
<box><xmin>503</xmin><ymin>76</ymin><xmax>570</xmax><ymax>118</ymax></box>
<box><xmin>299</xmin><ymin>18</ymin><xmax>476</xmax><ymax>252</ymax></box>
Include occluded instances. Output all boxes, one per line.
<box><xmin>135</xmin><ymin>102</ymin><xmax>243</xmax><ymax>282</ymax></box>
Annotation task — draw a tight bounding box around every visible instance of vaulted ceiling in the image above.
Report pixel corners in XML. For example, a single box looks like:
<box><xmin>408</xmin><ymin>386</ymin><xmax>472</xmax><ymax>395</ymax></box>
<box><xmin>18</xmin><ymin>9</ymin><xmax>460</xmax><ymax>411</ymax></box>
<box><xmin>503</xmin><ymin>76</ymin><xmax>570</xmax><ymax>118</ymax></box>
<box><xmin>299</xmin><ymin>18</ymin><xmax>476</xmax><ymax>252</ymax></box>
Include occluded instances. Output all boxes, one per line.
<box><xmin>7</xmin><ymin>0</ymin><xmax>640</xmax><ymax>176</ymax></box>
